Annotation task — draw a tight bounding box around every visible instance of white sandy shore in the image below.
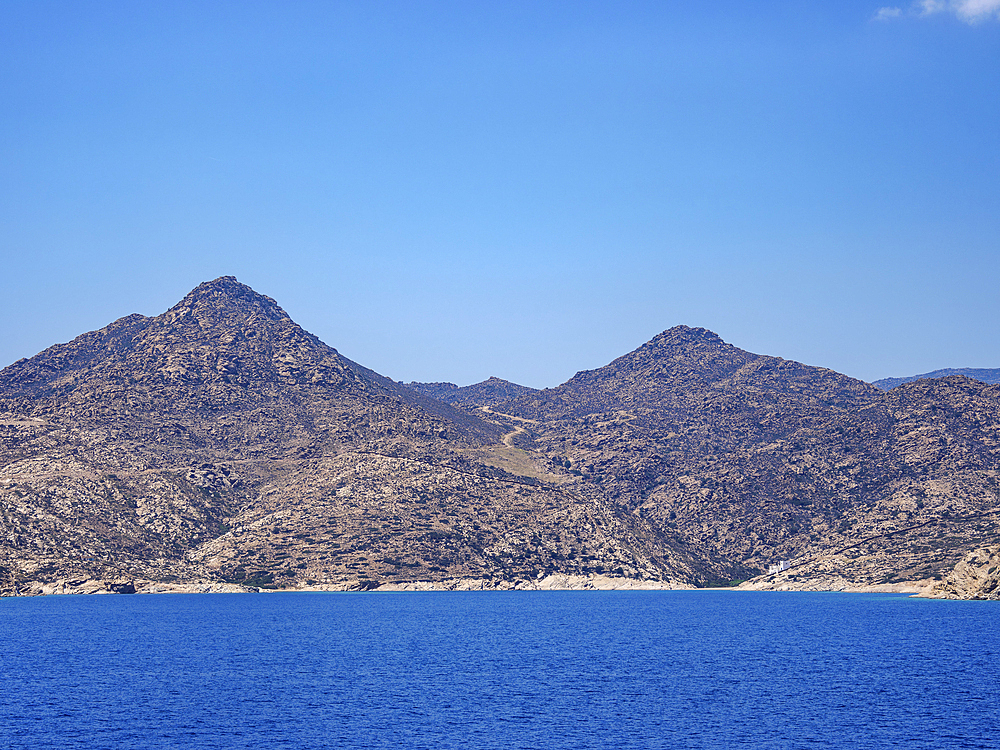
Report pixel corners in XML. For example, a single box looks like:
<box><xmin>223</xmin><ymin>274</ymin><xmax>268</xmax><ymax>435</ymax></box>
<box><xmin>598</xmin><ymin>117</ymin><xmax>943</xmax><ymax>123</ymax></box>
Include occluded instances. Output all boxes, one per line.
<box><xmin>7</xmin><ymin>574</ymin><xmax>943</xmax><ymax>597</ymax></box>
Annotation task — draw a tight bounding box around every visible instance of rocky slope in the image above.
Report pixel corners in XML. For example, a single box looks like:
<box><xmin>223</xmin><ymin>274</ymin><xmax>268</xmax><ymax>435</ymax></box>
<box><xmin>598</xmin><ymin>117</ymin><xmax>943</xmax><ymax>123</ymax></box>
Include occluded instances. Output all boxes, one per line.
<box><xmin>2</xmin><ymin>281</ymin><xmax>998</xmax><ymax>596</ymax></box>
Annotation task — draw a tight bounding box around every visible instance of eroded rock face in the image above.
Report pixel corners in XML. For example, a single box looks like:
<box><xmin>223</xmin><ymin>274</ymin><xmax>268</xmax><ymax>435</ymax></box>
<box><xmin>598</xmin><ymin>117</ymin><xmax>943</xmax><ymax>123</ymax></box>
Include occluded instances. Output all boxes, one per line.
<box><xmin>930</xmin><ymin>545</ymin><xmax>1000</xmax><ymax>600</ymax></box>
<box><xmin>2</xmin><ymin>279</ymin><xmax>998</xmax><ymax>597</ymax></box>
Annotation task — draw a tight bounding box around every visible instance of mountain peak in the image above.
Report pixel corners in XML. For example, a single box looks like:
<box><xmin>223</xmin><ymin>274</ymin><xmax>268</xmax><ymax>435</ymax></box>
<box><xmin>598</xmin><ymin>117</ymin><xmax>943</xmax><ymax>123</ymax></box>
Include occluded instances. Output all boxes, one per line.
<box><xmin>181</xmin><ymin>276</ymin><xmax>248</xmax><ymax>301</ymax></box>
<box><xmin>513</xmin><ymin>324</ymin><xmax>757</xmax><ymax>419</ymax></box>
<box><xmin>650</xmin><ymin>325</ymin><xmax>725</xmax><ymax>348</ymax></box>
<box><xmin>0</xmin><ymin>277</ymin><xmax>329</xmax><ymax>400</ymax></box>
<box><xmin>201</xmin><ymin>274</ymin><xmax>239</xmax><ymax>286</ymax></box>
<box><xmin>166</xmin><ymin>276</ymin><xmax>290</xmax><ymax>327</ymax></box>
<box><xmin>0</xmin><ymin>277</ymin><xmax>501</xmax><ymax>446</ymax></box>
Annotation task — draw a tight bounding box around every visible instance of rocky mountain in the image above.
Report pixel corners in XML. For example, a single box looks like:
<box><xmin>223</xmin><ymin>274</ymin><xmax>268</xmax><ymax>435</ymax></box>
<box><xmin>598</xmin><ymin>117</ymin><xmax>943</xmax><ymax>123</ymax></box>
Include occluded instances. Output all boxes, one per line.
<box><xmin>2</xmin><ymin>281</ymin><xmax>999</xmax><ymax>597</ymax></box>
<box><xmin>874</xmin><ymin>368</ymin><xmax>1000</xmax><ymax>390</ymax></box>
<box><xmin>449</xmin><ymin>327</ymin><xmax>1000</xmax><ymax>589</ymax></box>
<box><xmin>0</xmin><ymin>278</ymin><xmax>683</xmax><ymax>595</ymax></box>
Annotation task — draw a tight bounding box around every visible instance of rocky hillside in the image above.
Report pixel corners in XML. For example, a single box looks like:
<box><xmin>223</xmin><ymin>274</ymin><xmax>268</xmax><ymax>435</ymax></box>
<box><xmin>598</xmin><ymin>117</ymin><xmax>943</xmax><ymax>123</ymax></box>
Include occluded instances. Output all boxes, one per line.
<box><xmin>0</xmin><ymin>278</ymin><xmax>682</xmax><ymax>595</ymax></box>
<box><xmin>2</xmin><ymin>281</ymin><xmax>999</xmax><ymax>596</ymax></box>
<box><xmin>463</xmin><ymin>327</ymin><xmax>1000</xmax><ymax>587</ymax></box>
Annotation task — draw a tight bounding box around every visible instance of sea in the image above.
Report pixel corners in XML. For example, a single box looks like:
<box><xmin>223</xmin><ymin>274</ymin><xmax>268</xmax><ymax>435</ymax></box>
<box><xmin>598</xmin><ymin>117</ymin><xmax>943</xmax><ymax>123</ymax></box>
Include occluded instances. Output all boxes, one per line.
<box><xmin>1</xmin><ymin>590</ymin><xmax>997</xmax><ymax>749</ymax></box>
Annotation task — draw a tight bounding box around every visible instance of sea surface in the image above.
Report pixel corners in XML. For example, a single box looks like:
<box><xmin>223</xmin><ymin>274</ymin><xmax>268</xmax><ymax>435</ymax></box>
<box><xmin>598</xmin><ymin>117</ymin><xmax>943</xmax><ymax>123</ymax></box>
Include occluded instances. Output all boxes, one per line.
<box><xmin>1</xmin><ymin>591</ymin><xmax>997</xmax><ymax>749</ymax></box>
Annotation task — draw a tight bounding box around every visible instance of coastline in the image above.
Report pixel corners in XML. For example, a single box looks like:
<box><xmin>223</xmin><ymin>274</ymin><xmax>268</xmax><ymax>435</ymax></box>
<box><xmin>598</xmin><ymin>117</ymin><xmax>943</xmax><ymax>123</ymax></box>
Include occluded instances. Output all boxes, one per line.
<box><xmin>5</xmin><ymin>573</ymin><xmax>693</xmax><ymax>597</ymax></box>
<box><xmin>2</xmin><ymin>572</ymin><xmax>955</xmax><ymax>598</ymax></box>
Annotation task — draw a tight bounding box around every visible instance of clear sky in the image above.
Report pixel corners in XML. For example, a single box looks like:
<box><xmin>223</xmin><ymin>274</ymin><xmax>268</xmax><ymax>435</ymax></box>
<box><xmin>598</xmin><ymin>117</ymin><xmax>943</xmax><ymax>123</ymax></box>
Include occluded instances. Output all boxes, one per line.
<box><xmin>2</xmin><ymin>1</ymin><xmax>998</xmax><ymax>388</ymax></box>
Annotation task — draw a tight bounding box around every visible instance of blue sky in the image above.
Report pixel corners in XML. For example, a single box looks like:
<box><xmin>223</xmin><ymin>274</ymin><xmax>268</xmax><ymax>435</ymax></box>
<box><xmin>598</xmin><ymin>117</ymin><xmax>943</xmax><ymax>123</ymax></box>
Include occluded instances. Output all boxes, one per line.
<box><xmin>2</xmin><ymin>1</ymin><xmax>998</xmax><ymax>388</ymax></box>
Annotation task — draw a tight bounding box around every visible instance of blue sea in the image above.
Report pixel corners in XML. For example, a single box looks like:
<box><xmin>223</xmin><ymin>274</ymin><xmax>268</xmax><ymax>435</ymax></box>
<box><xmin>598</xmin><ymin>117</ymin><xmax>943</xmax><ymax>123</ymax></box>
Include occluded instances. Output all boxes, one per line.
<box><xmin>1</xmin><ymin>591</ymin><xmax>997</xmax><ymax>749</ymax></box>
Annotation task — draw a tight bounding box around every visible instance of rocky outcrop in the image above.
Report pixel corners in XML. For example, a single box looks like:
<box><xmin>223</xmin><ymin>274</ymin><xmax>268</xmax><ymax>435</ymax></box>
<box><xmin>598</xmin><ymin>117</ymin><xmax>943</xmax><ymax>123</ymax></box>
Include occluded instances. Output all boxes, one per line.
<box><xmin>929</xmin><ymin>545</ymin><xmax>1000</xmax><ymax>600</ymax></box>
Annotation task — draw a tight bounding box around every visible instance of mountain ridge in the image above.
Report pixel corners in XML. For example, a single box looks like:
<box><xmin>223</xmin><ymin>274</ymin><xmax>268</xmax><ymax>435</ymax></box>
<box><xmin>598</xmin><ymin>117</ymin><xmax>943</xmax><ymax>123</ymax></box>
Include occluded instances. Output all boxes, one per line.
<box><xmin>2</xmin><ymin>278</ymin><xmax>998</xmax><ymax>598</ymax></box>
<box><xmin>873</xmin><ymin>368</ymin><xmax>1000</xmax><ymax>391</ymax></box>
<box><xmin>0</xmin><ymin>278</ymin><xmax>684</xmax><ymax>594</ymax></box>
<box><xmin>405</xmin><ymin>376</ymin><xmax>539</xmax><ymax>409</ymax></box>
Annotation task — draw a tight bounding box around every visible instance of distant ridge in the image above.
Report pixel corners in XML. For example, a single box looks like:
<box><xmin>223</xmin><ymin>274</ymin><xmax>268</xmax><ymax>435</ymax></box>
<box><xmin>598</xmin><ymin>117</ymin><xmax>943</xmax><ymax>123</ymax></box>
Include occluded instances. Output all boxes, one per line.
<box><xmin>406</xmin><ymin>376</ymin><xmax>539</xmax><ymax>409</ymax></box>
<box><xmin>873</xmin><ymin>368</ymin><xmax>1000</xmax><ymax>391</ymax></box>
